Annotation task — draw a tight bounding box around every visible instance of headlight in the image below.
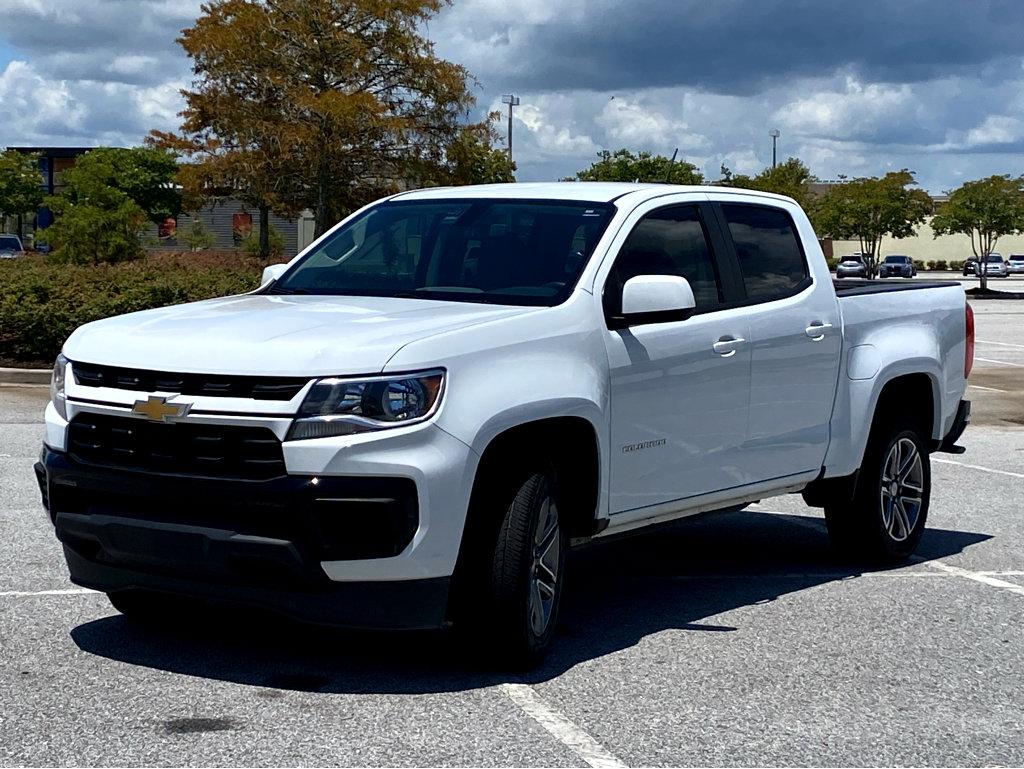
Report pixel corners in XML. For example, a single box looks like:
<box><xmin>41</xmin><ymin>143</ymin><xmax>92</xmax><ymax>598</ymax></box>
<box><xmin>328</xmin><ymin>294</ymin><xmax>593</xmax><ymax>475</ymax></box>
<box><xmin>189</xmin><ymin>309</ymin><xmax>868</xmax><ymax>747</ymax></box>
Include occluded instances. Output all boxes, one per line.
<box><xmin>287</xmin><ymin>369</ymin><xmax>445</xmax><ymax>441</ymax></box>
<box><xmin>50</xmin><ymin>353</ymin><xmax>68</xmax><ymax>420</ymax></box>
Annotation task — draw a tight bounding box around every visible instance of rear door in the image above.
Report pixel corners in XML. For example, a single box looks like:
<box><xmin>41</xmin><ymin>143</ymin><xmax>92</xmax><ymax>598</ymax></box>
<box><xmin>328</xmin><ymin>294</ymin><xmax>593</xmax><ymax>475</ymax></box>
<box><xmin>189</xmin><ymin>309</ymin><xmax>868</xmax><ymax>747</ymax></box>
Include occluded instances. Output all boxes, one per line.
<box><xmin>713</xmin><ymin>201</ymin><xmax>842</xmax><ymax>482</ymax></box>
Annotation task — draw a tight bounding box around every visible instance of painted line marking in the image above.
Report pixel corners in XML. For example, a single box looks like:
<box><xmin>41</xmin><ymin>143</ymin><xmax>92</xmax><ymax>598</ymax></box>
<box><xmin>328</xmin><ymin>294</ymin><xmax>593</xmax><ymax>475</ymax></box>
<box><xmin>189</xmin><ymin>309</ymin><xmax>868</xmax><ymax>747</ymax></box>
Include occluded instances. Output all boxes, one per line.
<box><xmin>500</xmin><ymin>683</ymin><xmax>627</xmax><ymax>768</ymax></box>
<box><xmin>975</xmin><ymin>357</ymin><xmax>1024</xmax><ymax>368</ymax></box>
<box><xmin>0</xmin><ymin>588</ymin><xmax>98</xmax><ymax>598</ymax></box>
<box><xmin>933</xmin><ymin>457</ymin><xmax>1024</xmax><ymax>480</ymax></box>
<box><xmin>914</xmin><ymin>558</ymin><xmax>1024</xmax><ymax>597</ymax></box>
<box><xmin>976</xmin><ymin>339</ymin><xmax>1024</xmax><ymax>349</ymax></box>
<box><xmin>969</xmin><ymin>384</ymin><xmax>1006</xmax><ymax>392</ymax></box>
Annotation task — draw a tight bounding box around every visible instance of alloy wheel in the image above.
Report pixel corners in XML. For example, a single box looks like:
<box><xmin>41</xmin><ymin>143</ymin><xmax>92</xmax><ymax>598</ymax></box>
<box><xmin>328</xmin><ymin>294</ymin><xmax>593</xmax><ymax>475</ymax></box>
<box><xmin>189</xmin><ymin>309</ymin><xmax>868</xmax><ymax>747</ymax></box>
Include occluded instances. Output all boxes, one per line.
<box><xmin>879</xmin><ymin>437</ymin><xmax>924</xmax><ymax>542</ymax></box>
<box><xmin>529</xmin><ymin>495</ymin><xmax>561</xmax><ymax>636</ymax></box>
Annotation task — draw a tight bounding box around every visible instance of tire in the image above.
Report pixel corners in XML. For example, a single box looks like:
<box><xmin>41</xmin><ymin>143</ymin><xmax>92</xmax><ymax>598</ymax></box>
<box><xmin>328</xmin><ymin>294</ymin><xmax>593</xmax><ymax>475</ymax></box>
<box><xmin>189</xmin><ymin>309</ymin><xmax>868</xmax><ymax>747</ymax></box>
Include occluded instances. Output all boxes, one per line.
<box><xmin>824</xmin><ymin>420</ymin><xmax>930</xmax><ymax>563</ymax></box>
<box><xmin>458</xmin><ymin>468</ymin><xmax>567</xmax><ymax>668</ymax></box>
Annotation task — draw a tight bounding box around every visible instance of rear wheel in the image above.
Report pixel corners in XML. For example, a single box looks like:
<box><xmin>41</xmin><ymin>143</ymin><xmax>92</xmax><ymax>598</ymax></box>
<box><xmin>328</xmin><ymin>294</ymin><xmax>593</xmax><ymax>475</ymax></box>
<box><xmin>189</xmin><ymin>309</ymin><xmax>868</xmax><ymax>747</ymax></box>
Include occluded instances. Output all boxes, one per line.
<box><xmin>825</xmin><ymin>421</ymin><xmax>930</xmax><ymax>563</ymax></box>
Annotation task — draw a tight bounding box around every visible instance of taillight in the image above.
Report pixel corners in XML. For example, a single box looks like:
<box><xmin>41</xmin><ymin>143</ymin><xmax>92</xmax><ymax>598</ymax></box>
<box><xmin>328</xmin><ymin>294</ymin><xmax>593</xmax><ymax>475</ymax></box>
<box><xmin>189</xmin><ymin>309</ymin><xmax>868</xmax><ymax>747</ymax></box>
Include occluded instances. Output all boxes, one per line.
<box><xmin>965</xmin><ymin>303</ymin><xmax>975</xmax><ymax>379</ymax></box>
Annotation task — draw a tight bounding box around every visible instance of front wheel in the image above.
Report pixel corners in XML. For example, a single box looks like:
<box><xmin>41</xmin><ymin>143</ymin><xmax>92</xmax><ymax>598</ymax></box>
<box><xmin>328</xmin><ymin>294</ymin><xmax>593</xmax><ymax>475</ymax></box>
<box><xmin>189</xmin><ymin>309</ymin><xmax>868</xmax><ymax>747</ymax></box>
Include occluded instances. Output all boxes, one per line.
<box><xmin>825</xmin><ymin>423</ymin><xmax>930</xmax><ymax>563</ymax></box>
<box><xmin>458</xmin><ymin>469</ymin><xmax>567</xmax><ymax>667</ymax></box>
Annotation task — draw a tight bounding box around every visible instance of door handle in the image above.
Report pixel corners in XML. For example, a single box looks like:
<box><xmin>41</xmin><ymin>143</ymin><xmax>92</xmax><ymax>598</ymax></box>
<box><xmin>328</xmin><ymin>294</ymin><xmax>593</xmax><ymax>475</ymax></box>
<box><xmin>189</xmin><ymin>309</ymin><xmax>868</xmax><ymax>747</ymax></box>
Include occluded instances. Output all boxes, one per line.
<box><xmin>713</xmin><ymin>336</ymin><xmax>746</xmax><ymax>357</ymax></box>
<box><xmin>805</xmin><ymin>322</ymin><xmax>833</xmax><ymax>341</ymax></box>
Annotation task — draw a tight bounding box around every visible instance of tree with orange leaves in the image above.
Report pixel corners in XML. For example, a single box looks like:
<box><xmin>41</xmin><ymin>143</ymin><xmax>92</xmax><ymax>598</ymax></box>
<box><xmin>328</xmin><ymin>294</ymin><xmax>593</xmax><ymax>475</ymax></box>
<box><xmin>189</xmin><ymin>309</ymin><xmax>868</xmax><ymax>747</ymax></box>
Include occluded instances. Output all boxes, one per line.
<box><xmin>154</xmin><ymin>0</ymin><xmax>478</xmax><ymax>256</ymax></box>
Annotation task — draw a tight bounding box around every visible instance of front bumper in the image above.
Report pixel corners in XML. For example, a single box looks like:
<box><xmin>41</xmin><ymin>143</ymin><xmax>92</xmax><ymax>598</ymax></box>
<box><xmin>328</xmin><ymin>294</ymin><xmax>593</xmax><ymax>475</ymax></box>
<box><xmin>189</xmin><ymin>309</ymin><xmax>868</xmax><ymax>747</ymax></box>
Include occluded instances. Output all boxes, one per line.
<box><xmin>36</xmin><ymin>446</ymin><xmax>455</xmax><ymax>628</ymax></box>
<box><xmin>38</xmin><ymin>399</ymin><xmax>478</xmax><ymax>628</ymax></box>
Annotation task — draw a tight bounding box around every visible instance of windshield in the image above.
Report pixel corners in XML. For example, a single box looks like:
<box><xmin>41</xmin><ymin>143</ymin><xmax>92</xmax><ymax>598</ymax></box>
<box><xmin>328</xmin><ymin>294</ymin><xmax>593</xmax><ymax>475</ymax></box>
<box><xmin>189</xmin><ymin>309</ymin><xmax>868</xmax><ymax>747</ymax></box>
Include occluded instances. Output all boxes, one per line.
<box><xmin>271</xmin><ymin>199</ymin><xmax>617</xmax><ymax>306</ymax></box>
<box><xmin>884</xmin><ymin>256</ymin><xmax>909</xmax><ymax>263</ymax></box>
<box><xmin>987</xmin><ymin>255</ymin><xmax>1003</xmax><ymax>262</ymax></box>
<box><xmin>0</xmin><ymin>237</ymin><xmax>21</xmax><ymax>251</ymax></box>
<box><xmin>841</xmin><ymin>256</ymin><xmax>863</xmax><ymax>263</ymax></box>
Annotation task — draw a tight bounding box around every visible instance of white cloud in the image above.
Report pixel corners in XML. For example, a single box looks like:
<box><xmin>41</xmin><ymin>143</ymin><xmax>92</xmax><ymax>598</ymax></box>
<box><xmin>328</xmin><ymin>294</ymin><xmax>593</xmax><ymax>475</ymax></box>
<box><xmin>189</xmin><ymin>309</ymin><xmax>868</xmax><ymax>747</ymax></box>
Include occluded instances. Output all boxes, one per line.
<box><xmin>964</xmin><ymin>114</ymin><xmax>1024</xmax><ymax>146</ymax></box>
<box><xmin>0</xmin><ymin>59</ymin><xmax>184</xmax><ymax>147</ymax></box>
<box><xmin>595</xmin><ymin>98</ymin><xmax>709</xmax><ymax>152</ymax></box>
<box><xmin>773</xmin><ymin>77</ymin><xmax>914</xmax><ymax>141</ymax></box>
<box><xmin>0</xmin><ymin>61</ymin><xmax>87</xmax><ymax>144</ymax></box>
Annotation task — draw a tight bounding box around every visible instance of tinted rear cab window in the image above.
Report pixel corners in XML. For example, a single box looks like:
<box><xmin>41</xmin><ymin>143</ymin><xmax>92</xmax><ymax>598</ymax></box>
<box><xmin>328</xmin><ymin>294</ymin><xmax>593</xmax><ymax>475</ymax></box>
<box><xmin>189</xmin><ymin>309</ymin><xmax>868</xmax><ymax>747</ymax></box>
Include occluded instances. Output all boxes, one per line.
<box><xmin>720</xmin><ymin>204</ymin><xmax>809</xmax><ymax>302</ymax></box>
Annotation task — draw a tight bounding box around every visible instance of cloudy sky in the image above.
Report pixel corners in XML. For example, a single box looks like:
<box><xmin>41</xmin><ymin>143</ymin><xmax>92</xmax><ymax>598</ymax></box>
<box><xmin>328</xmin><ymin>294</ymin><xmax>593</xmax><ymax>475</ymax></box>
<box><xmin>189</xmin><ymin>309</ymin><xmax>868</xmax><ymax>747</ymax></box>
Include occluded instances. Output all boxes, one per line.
<box><xmin>2</xmin><ymin>0</ymin><xmax>1023</xmax><ymax>193</ymax></box>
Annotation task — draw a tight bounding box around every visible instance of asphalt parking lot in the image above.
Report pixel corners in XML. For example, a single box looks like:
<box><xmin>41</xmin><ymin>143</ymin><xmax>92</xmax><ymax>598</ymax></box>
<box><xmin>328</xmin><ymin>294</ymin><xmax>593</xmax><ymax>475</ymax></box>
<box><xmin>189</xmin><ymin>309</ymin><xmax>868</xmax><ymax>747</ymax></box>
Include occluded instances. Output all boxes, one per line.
<box><xmin>2</xmin><ymin>298</ymin><xmax>1023</xmax><ymax>767</ymax></box>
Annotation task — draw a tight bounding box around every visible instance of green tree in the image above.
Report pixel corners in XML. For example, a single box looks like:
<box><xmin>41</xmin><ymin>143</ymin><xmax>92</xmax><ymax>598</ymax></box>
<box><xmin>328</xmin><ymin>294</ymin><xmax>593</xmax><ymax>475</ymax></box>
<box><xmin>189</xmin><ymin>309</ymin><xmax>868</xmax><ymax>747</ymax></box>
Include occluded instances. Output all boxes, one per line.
<box><xmin>37</xmin><ymin>147</ymin><xmax>176</xmax><ymax>264</ymax></box>
<box><xmin>0</xmin><ymin>150</ymin><xmax>44</xmax><ymax>237</ymax></box>
<box><xmin>58</xmin><ymin>147</ymin><xmax>180</xmax><ymax>225</ymax></box>
<box><xmin>723</xmin><ymin>157</ymin><xmax>816</xmax><ymax>209</ymax></box>
<box><xmin>569</xmin><ymin>149</ymin><xmax>703</xmax><ymax>185</ymax></box>
<box><xmin>931</xmin><ymin>175</ymin><xmax>1024</xmax><ymax>291</ymax></box>
<box><xmin>814</xmin><ymin>170</ymin><xmax>932</xmax><ymax>278</ymax></box>
<box><xmin>410</xmin><ymin>117</ymin><xmax>516</xmax><ymax>187</ymax></box>
<box><xmin>167</xmin><ymin>0</ymin><xmax>476</xmax><ymax>239</ymax></box>
<box><xmin>181</xmin><ymin>218</ymin><xmax>216</xmax><ymax>251</ymax></box>
<box><xmin>39</xmin><ymin>194</ymin><xmax>147</xmax><ymax>265</ymax></box>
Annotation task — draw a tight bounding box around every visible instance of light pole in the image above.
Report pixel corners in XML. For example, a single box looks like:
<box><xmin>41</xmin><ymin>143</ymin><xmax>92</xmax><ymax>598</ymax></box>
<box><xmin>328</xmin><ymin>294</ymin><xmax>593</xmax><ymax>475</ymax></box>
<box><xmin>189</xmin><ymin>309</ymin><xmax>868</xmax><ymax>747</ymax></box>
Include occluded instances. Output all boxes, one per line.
<box><xmin>501</xmin><ymin>93</ymin><xmax>520</xmax><ymax>164</ymax></box>
<box><xmin>769</xmin><ymin>128</ymin><xmax>780</xmax><ymax>169</ymax></box>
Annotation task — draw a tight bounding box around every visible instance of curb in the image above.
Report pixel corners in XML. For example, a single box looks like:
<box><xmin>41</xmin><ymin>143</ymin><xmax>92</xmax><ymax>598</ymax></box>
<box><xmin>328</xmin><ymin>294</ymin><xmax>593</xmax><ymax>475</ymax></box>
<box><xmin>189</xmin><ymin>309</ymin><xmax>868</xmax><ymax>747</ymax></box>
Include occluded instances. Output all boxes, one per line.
<box><xmin>0</xmin><ymin>367</ymin><xmax>51</xmax><ymax>385</ymax></box>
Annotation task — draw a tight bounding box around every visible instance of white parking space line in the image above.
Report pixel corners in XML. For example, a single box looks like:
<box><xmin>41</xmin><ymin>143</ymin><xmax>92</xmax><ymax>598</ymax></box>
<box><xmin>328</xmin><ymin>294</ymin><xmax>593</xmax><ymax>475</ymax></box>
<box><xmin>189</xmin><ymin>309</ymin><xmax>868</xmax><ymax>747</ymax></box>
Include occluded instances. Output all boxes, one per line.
<box><xmin>500</xmin><ymin>683</ymin><xmax>627</xmax><ymax>768</ymax></box>
<box><xmin>975</xmin><ymin>357</ymin><xmax>1024</xmax><ymax>367</ymax></box>
<box><xmin>0</xmin><ymin>588</ymin><xmax>98</xmax><ymax>598</ymax></box>
<box><xmin>915</xmin><ymin>559</ymin><xmax>1024</xmax><ymax>597</ymax></box>
<box><xmin>969</xmin><ymin>384</ymin><xmax>1007</xmax><ymax>392</ymax></box>
<box><xmin>932</xmin><ymin>457</ymin><xmax>1024</xmax><ymax>480</ymax></box>
<box><xmin>976</xmin><ymin>339</ymin><xmax>1024</xmax><ymax>349</ymax></box>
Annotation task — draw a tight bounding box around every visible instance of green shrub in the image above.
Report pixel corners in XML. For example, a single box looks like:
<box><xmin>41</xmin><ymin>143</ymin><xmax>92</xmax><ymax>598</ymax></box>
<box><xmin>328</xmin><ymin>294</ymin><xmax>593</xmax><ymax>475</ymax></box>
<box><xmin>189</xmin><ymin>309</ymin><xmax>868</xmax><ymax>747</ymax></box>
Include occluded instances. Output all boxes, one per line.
<box><xmin>181</xmin><ymin>219</ymin><xmax>216</xmax><ymax>251</ymax></box>
<box><xmin>37</xmin><ymin>198</ymin><xmax>147</xmax><ymax>265</ymax></box>
<box><xmin>0</xmin><ymin>252</ymin><xmax>261</xmax><ymax>364</ymax></box>
<box><xmin>951</xmin><ymin>260</ymin><xmax>965</xmax><ymax>271</ymax></box>
<box><xmin>914</xmin><ymin>260</ymin><xmax>926</xmax><ymax>271</ymax></box>
<box><xmin>925</xmin><ymin>260</ymin><xmax>936</xmax><ymax>270</ymax></box>
<box><xmin>933</xmin><ymin>259</ymin><xmax>948</xmax><ymax>271</ymax></box>
<box><xmin>241</xmin><ymin>224</ymin><xmax>285</xmax><ymax>259</ymax></box>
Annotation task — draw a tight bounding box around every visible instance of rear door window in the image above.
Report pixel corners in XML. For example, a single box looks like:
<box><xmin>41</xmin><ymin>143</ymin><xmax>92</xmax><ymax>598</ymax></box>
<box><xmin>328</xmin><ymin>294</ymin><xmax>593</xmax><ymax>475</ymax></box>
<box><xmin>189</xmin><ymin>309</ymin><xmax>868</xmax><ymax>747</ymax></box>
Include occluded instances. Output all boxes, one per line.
<box><xmin>720</xmin><ymin>204</ymin><xmax>810</xmax><ymax>302</ymax></box>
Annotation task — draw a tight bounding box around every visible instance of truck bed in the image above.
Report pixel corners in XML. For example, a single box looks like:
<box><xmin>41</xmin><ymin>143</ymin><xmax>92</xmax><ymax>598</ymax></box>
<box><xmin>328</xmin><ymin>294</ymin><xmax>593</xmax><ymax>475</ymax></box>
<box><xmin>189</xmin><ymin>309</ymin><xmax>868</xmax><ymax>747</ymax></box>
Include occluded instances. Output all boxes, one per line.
<box><xmin>832</xmin><ymin>278</ymin><xmax>961</xmax><ymax>297</ymax></box>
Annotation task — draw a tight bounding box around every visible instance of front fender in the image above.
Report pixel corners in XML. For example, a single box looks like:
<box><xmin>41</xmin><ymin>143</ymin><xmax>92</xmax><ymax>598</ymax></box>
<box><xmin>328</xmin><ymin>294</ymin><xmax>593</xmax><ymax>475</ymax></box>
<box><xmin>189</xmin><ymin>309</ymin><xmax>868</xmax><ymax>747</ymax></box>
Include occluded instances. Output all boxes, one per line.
<box><xmin>384</xmin><ymin>295</ymin><xmax>612</xmax><ymax>517</ymax></box>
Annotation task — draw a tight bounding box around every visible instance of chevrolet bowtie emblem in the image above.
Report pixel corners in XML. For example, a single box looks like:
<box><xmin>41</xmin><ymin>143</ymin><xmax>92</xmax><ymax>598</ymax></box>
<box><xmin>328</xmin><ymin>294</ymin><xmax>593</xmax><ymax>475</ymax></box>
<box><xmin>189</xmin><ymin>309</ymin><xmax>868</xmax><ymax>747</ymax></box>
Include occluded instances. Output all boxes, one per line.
<box><xmin>131</xmin><ymin>395</ymin><xmax>191</xmax><ymax>422</ymax></box>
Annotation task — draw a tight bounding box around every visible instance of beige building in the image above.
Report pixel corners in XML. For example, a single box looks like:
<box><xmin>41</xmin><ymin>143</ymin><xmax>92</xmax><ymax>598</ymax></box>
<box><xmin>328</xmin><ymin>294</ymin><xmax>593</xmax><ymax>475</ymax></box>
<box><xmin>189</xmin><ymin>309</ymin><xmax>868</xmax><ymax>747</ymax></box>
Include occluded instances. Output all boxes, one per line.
<box><xmin>829</xmin><ymin>218</ymin><xmax>1024</xmax><ymax>263</ymax></box>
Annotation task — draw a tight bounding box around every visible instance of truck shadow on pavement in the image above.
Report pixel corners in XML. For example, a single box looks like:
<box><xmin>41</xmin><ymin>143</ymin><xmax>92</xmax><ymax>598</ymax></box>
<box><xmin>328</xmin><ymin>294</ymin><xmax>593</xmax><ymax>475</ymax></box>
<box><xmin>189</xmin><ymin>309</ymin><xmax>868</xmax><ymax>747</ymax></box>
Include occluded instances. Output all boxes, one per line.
<box><xmin>71</xmin><ymin>509</ymin><xmax>989</xmax><ymax>694</ymax></box>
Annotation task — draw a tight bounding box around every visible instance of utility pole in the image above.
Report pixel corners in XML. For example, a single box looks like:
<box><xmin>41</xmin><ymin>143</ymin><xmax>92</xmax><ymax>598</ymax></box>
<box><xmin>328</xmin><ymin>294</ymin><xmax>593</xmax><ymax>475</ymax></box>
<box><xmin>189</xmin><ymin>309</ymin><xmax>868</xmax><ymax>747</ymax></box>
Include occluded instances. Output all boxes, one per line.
<box><xmin>501</xmin><ymin>93</ymin><xmax>520</xmax><ymax>164</ymax></box>
<box><xmin>769</xmin><ymin>128</ymin><xmax>780</xmax><ymax>169</ymax></box>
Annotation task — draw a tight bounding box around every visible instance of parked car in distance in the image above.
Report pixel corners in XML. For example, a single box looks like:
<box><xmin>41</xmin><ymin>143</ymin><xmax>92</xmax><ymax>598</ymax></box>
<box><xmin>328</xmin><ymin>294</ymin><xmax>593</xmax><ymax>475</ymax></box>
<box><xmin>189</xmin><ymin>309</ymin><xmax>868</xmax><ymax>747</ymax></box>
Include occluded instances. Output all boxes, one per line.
<box><xmin>963</xmin><ymin>257</ymin><xmax>979</xmax><ymax>276</ymax></box>
<box><xmin>1007</xmin><ymin>255</ymin><xmax>1024</xmax><ymax>274</ymax></box>
<box><xmin>0</xmin><ymin>234</ymin><xmax>25</xmax><ymax>259</ymax></box>
<box><xmin>878</xmin><ymin>254</ymin><xmax>916</xmax><ymax>278</ymax></box>
<box><xmin>980</xmin><ymin>253</ymin><xmax>1009</xmax><ymax>278</ymax></box>
<box><xmin>836</xmin><ymin>254</ymin><xmax>868</xmax><ymax>278</ymax></box>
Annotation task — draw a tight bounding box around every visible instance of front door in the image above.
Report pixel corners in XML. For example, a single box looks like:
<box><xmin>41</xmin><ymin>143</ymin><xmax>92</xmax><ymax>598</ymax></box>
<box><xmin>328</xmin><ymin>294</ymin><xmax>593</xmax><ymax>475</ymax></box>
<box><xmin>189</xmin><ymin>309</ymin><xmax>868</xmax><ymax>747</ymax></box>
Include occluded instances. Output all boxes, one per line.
<box><xmin>602</xmin><ymin>204</ymin><xmax>752</xmax><ymax>514</ymax></box>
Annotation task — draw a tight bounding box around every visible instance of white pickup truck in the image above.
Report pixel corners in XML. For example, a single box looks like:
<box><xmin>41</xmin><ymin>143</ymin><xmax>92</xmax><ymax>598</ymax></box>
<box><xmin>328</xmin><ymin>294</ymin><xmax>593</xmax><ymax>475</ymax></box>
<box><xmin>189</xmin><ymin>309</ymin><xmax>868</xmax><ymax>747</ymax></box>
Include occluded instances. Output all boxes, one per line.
<box><xmin>37</xmin><ymin>183</ymin><xmax>972</xmax><ymax>664</ymax></box>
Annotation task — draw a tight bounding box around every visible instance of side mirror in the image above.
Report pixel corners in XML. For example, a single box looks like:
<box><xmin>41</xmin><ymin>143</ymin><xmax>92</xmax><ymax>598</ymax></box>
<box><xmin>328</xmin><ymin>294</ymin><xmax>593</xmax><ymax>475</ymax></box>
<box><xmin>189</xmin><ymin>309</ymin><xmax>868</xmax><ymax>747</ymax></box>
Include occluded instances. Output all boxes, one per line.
<box><xmin>261</xmin><ymin>263</ymin><xmax>288</xmax><ymax>286</ymax></box>
<box><xmin>610</xmin><ymin>275</ymin><xmax>696</xmax><ymax>329</ymax></box>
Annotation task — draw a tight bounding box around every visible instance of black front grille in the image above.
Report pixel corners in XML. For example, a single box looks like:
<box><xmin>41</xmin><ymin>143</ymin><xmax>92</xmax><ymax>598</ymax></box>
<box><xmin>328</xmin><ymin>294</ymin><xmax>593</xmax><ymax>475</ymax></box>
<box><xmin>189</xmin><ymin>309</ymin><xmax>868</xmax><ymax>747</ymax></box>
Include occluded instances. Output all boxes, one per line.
<box><xmin>72</xmin><ymin>362</ymin><xmax>308</xmax><ymax>401</ymax></box>
<box><xmin>68</xmin><ymin>413</ymin><xmax>286</xmax><ymax>480</ymax></box>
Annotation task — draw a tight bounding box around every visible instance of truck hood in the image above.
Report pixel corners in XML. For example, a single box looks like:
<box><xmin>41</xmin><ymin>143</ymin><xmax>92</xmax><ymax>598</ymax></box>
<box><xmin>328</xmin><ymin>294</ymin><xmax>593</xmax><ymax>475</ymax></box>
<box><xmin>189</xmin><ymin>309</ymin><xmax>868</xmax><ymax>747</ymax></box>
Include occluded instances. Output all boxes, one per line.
<box><xmin>64</xmin><ymin>294</ymin><xmax>538</xmax><ymax>377</ymax></box>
